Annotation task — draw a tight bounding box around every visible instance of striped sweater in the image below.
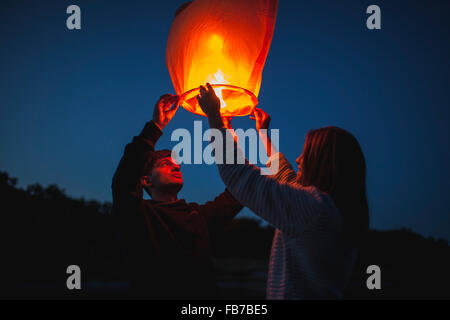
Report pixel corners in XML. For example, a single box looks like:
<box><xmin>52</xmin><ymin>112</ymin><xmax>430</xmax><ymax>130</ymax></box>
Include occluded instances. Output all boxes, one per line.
<box><xmin>216</xmin><ymin>129</ymin><xmax>358</xmax><ymax>299</ymax></box>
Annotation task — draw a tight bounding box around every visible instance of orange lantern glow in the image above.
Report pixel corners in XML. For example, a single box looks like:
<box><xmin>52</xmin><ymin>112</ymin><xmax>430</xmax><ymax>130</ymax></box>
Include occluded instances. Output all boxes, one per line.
<box><xmin>166</xmin><ymin>0</ymin><xmax>278</xmax><ymax>117</ymax></box>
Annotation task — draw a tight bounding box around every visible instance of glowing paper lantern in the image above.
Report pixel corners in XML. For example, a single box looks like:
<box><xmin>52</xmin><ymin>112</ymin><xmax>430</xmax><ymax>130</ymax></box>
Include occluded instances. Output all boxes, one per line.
<box><xmin>166</xmin><ymin>0</ymin><xmax>278</xmax><ymax>117</ymax></box>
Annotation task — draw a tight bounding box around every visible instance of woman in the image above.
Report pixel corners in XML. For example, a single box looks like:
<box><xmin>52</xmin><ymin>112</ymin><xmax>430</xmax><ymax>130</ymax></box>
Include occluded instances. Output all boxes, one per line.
<box><xmin>197</xmin><ymin>84</ymin><xmax>369</xmax><ymax>299</ymax></box>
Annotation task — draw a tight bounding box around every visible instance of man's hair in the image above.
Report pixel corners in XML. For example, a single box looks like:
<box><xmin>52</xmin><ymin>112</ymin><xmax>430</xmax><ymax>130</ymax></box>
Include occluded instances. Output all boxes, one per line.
<box><xmin>144</xmin><ymin>149</ymin><xmax>173</xmax><ymax>176</ymax></box>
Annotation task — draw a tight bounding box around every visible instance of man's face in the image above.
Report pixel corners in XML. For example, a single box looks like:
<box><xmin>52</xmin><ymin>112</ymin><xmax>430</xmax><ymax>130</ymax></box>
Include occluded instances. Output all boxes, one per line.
<box><xmin>149</xmin><ymin>156</ymin><xmax>183</xmax><ymax>192</ymax></box>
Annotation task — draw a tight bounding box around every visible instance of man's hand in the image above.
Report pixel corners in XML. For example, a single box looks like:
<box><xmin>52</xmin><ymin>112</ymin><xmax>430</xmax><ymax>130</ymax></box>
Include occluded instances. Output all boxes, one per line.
<box><xmin>197</xmin><ymin>83</ymin><xmax>224</xmax><ymax>128</ymax></box>
<box><xmin>222</xmin><ymin>116</ymin><xmax>233</xmax><ymax>130</ymax></box>
<box><xmin>250</xmin><ymin>107</ymin><xmax>271</xmax><ymax>132</ymax></box>
<box><xmin>153</xmin><ymin>94</ymin><xmax>180</xmax><ymax>130</ymax></box>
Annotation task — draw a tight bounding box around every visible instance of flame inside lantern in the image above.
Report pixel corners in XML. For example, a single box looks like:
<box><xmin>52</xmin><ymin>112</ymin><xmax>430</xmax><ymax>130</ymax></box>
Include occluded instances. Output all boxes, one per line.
<box><xmin>206</xmin><ymin>69</ymin><xmax>229</xmax><ymax>108</ymax></box>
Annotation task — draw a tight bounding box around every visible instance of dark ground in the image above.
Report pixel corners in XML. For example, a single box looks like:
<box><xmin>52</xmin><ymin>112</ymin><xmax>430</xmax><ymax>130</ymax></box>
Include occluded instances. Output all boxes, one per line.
<box><xmin>1</xmin><ymin>171</ymin><xmax>449</xmax><ymax>300</ymax></box>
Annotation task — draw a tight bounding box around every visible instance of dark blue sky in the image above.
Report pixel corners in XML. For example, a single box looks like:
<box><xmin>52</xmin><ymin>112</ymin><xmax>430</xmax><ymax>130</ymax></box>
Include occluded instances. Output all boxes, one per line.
<box><xmin>1</xmin><ymin>0</ymin><xmax>449</xmax><ymax>240</ymax></box>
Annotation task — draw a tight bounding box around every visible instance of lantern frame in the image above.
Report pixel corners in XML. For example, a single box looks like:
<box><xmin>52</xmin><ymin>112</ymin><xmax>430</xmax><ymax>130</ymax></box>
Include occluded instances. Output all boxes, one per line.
<box><xmin>178</xmin><ymin>84</ymin><xmax>258</xmax><ymax>117</ymax></box>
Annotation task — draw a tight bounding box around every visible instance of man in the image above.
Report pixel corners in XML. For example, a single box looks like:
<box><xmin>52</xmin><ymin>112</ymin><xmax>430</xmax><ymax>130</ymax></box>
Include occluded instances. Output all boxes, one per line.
<box><xmin>112</xmin><ymin>94</ymin><xmax>242</xmax><ymax>299</ymax></box>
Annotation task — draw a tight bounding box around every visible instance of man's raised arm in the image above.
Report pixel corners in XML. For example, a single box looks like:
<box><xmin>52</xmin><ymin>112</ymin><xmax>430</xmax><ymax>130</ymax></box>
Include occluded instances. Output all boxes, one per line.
<box><xmin>194</xmin><ymin>189</ymin><xmax>243</xmax><ymax>235</ymax></box>
<box><xmin>112</xmin><ymin>94</ymin><xmax>179</xmax><ymax>204</ymax></box>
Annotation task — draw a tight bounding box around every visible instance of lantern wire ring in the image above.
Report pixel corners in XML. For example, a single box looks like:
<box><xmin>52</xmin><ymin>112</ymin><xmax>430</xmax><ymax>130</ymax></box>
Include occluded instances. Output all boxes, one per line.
<box><xmin>177</xmin><ymin>84</ymin><xmax>258</xmax><ymax>117</ymax></box>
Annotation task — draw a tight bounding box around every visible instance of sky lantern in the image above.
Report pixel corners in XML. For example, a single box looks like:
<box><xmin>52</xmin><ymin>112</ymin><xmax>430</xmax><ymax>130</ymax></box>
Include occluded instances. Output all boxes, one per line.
<box><xmin>166</xmin><ymin>0</ymin><xmax>279</xmax><ymax>117</ymax></box>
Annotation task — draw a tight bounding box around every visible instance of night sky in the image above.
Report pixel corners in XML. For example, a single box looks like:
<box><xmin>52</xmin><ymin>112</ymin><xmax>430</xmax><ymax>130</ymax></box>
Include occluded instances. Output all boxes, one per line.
<box><xmin>1</xmin><ymin>0</ymin><xmax>449</xmax><ymax>240</ymax></box>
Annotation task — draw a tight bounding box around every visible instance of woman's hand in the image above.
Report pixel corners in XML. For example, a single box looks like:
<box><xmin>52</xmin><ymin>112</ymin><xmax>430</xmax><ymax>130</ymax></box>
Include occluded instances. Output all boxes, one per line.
<box><xmin>250</xmin><ymin>107</ymin><xmax>275</xmax><ymax>157</ymax></box>
<box><xmin>250</xmin><ymin>107</ymin><xmax>271</xmax><ymax>132</ymax></box>
<box><xmin>153</xmin><ymin>94</ymin><xmax>180</xmax><ymax>130</ymax></box>
<box><xmin>197</xmin><ymin>83</ymin><xmax>224</xmax><ymax>128</ymax></box>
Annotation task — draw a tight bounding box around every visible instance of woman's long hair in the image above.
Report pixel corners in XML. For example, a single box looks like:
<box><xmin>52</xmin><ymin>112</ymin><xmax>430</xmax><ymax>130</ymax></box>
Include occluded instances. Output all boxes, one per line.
<box><xmin>297</xmin><ymin>127</ymin><xmax>369</xmax><ymax>247</ymax></box>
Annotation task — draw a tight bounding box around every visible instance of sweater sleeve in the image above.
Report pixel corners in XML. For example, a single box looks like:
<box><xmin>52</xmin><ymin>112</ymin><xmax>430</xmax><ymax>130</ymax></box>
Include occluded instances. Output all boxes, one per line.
<box><xmin>112</xmin><ymin>120</ymin><xmax>162</xmax><ymax>207</ymax></box>
<box><xmin>216</xmin><ymin>128</ymin><xmax>325</xmax><ymax>235</ymax></box>
<box><xmin>193</xmin><ymin>189</ymin><xmax>243</xmax><ymax>233</ymax></box>
<box><xmin>268</xmin><ymin>152</ymin><xmax>298</xmax><ymax>185</ymax></box>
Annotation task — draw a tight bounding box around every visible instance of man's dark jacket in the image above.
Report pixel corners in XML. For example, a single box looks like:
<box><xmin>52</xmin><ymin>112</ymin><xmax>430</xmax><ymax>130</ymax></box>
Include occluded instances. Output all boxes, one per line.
<box><xmin>112</xmin><ymin>120</ymin><xmax>242</xmax><ymax>299</ymax></box>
